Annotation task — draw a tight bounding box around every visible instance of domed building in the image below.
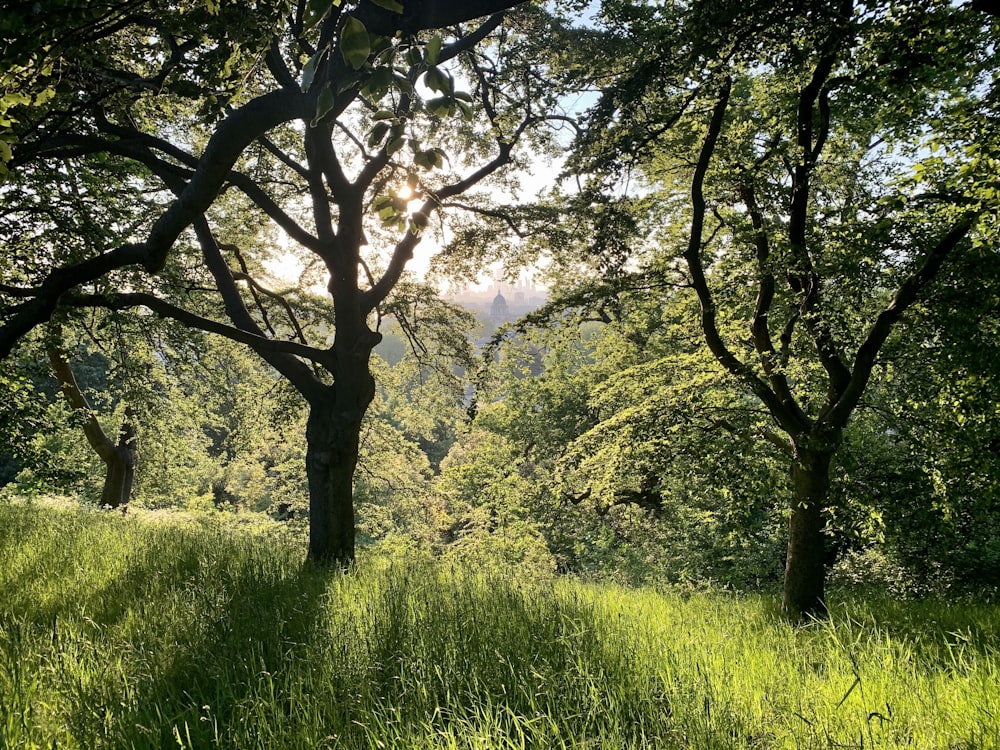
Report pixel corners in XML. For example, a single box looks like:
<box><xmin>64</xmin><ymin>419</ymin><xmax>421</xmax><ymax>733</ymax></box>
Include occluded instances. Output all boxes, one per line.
<box><xmin>490</xmin><ymin>290</ymin><xmax>510</xmax><ymax>324</ymax></box>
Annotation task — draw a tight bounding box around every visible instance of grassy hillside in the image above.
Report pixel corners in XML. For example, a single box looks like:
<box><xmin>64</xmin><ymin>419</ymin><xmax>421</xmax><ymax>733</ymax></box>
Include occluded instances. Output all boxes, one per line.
<box><xmin>0</xmin><ymin>500</ymin><xmax>997</xmax><ymax>749</ymax></box>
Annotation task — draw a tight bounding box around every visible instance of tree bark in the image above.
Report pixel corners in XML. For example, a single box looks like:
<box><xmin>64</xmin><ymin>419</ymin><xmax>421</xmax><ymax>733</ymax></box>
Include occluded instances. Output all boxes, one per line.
<box><xmin>359</xmin><ymin>0</ymin><xmax>529</xmax><ymax>35</ymax></box>
<box><xmin>99</xmin><ymin>413</ymin><xmax>137</xmax><ymax>509</ymax></box>
<box><xmin>782</xmin><ymin>440</ymin><xmax>835</xmax><ymax>619</ymax></box>
<box><xmin>304</xmin><ymin>331</ymin><xmax>379</xmax><ymax>566</ymax></box>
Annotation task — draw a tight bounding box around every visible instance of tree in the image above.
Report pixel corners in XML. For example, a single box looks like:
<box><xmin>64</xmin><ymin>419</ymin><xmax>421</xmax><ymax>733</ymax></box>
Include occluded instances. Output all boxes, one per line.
<box><xmin>558</xmin><ymin>0</ymin><xmax>999</xmax><ymax>616</ymax></box>
<box><xmin>45</xmin><ymin>325</ymin><xmax>137</xmax><ymax>508</ymax></box>
<box><xmin>0</xmin><ymin>0</ymin><xmax>554</xmax><ymax>565</ymax></box>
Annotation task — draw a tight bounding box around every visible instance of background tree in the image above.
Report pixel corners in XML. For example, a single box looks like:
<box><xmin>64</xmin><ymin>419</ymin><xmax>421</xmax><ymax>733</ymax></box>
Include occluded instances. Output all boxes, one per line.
<box><xmin>45</xmin><ymin>324</ymin><xmax>137</xmax><ymax>509</ymax></box>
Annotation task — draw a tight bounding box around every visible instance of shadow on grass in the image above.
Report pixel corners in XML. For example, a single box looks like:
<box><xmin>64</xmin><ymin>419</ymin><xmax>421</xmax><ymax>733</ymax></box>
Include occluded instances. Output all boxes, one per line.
<box><xmin>0</xmin><ymin>504</ymin><xmax>336</xmax><ymax>747</ymax></box>
<box><xmin>70</xmin><ymin>549</ymin><xmax>335</xmax><ymax>748</ymax></box>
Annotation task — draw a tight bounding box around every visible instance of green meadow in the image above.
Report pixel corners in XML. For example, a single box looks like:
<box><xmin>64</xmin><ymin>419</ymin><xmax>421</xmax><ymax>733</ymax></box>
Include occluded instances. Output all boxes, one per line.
<box><xmin>1</xmin><ymin>500</ymin><xmax>997</xmax><ymax>749</ymax></box>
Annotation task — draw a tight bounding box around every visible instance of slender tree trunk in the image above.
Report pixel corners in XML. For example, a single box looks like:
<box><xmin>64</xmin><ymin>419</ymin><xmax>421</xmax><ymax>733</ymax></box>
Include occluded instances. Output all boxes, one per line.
<box><xmin>304</xmin><ymin>341</ymin><xmax>377</xmax><ymax>567</ymax></box>
<box><xmin>783</xmin><ymin>441</ymin><xmax>835</xmax><ymax>619</ymax></box>
<box><xmin>47</xmin><ymin>341</ymin><xmax>136</xmax><ymax>509</ymax></box>
<box><xmin>99</xmin><ymin>414</ymin><xmax>136</xmax><ymax>509</ymax></box>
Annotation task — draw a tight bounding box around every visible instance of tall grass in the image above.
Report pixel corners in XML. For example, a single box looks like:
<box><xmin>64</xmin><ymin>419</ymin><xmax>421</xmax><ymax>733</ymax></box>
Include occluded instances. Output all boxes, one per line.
<box><xmin>0</xmin><ymin>500</ymin><xmax>997</xmax><ymax>749</ymax></box>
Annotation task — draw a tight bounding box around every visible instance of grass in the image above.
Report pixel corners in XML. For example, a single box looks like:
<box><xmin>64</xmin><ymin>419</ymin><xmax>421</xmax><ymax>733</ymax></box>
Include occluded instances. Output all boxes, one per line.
<box><xmin>0</xmin><ymin>499</ymin><xmax>997</xmax><ymax>749</ymax></box>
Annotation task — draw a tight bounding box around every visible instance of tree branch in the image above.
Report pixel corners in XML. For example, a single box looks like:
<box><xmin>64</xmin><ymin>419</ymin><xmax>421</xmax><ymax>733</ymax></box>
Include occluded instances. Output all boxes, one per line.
<box><xmin>827</xmin><ymin>216</ymin><xmax>975</xmax><ymax>427</ymax></box>
<box><xmin>46</xmin><ymin>334</ymin><xmax>116</xmax><ymax>461</ymax></box>
<box><xmin>358</xmin><ymin>0</ymin><xmax>528</xmax><ymax>37</ymax></box>
<box><xmin>787</xmin><ymin>15</ymin><xmax>853</xmax><ymax>401</ymax></box>
<box><xmin>742</xmin><ymin>183</ymin><xmax>808</xmax><ymax>426</ymax></box>
<box><xmin>64</xmin><ymin>292</ymin><xmax>332</xmax><ymax>364</ymax></box>
<box><xmin>681</xmin><ymin>79</ymin><xmax>807</xmax><ymax>436</ymax></box>
<box><xmin>360</xmin><ymin>141</ymin><xmax>515</xmax><ymax>315</ymax></box>
<box><xmin>193</xmin><ymin>216</ymin><xmax>329</xmax><ymax>399</ymax></box>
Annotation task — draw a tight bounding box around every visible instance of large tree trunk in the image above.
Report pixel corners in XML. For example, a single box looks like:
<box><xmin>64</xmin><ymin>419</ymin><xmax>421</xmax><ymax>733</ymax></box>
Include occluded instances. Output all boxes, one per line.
<box><xmin>782</xmin><ymin>442</ymin><xmax>835</xmax><ymax>619</ymax></box>
<box><xmin>304</xmin><ymin>340</ymin><xmax>378</xmax><ymax>567</ymax></box>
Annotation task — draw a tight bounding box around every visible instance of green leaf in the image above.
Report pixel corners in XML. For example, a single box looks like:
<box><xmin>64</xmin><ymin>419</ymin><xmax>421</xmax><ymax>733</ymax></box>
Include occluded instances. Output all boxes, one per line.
<box><xmin>415</xmin><ymin>148</ymin><xmax>445</xmax><ymax>170</ymax></box>
<box><xmin>373</xmin><ymin>194</ymin><xmax>395</xmax><ymax>212</ymax></box>
<box><xmin>361</xmin><ymin>66</ymin><xmax>393</xmax><ymax>100</ymax></box>
<box><xmin>414</xmin><ymin>150</ymin><xmax>433</xmax><ymax>170</ymax></box>
<box><xmin>367</xmin><ymin>121</ymin><xmax>391</xmax><ymax>148</ymax></box>
<box><xmin>303</xmin><ymin>0</ymin><xmax>332</xmax><ymax>29</ymax></box>
<box><xmin>424</xmin><ymin>66</ymin><xmax>452</xmax><ymax>94</ymax></box>
<box><xmin>311</xmin><ymin>86</ymin><xmax>335</xmax><ymax>127</ymax></box>
<box><xmin>426</xmin><ymin>97</ymin><xmax>453</xmax><ymax>118</ymax></box>
<box><xmin>300</xmin><ymin>50</ymin><xmax>324</xmax><ymax>92</ymax></box>
<box><xmin>425</xmin><ymin>34</ymin><xmax>443</xmax><ymax>66</ymax></box>
<box><xmin>373</xmin><ymin>194</ymin><xmax>400</xmax><ymax>222</ymax></box>
<box><xmin>369</xmin><ymin>0</ymin><xmax>404</xmax><ymax>12</ymax></box>
<box><xmin>387</xmin><ymin>135</ymin><xmax>406</xmax><ymax>155</ymax></box>
<box><xmin>336</xmin><ymin>71</ymin><xmax>363</xmax><ymax>94</ymax></box>
<box><xmin>392</xmin><ymin>72</ymin><xmax>414</xmax><ymax>96</ymax></box>
<box><xmin>340</xmin><ymin>17</ymin><xmax>370</xmax><ymax>71</ymax></box>
<box><xmin>375</xmin><ymin>45</ymin><xmax>395</xmax><ymax>66</ymax></box>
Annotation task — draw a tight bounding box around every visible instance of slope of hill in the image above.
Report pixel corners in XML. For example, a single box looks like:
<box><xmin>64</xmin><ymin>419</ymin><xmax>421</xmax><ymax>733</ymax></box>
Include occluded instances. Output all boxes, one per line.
<box><xmin>1</xmin><ymin>499</ymin><xmax>997</xmax><ymax>749</ymax></box>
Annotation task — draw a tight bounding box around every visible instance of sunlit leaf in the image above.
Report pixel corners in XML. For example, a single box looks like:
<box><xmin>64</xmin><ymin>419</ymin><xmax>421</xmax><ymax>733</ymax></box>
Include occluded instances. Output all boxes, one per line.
<box><xmin>426</xmin><ymin>97</ymin><xmax>453</xmax><ymax>118</ymax></box>
<box><xmin>392</xmin><ymin>72</ymin><xmax>414</xmax><ymax>96</ymax></box>
<box><xmin>311</xmin><ymin>86</ymin><xmax>335</xmax><ymax>127</ymax></box>
<box><xmin>368</xmin><ymin>121</ymin><xmax>391</xmax><ymax>147</ymax></box>
<box><xmin>414</xmin><ymin>150</ymin><xmax>433</xmax><ymax>170</ymax></box>
<box><xmin>340</xmin><ymin>17</ymin><xmax>370</xmax><ymax>71</ymax></box>
<box><xmin>300</xmin><ymin>50</ymin><xmax>324</xmax><ymax>92</ymax></box>
<box><xmin>425</xmin><ymin>34</ymin><xmax>443</xmax><ymax>66</ymax></box>
<box><xmin>361</xmin><ymin>66</ymin><xmax>393</xmax><ymax>100</ymax></box>
<box><xmin>387</xmin><ymin>135</ymin><xmax>406</xmax><ymax>155</ymax></box>
<box><xmin>424</xmin><ymin>66</ymin><xmax>452</xmax><ymax>94</ymax></box>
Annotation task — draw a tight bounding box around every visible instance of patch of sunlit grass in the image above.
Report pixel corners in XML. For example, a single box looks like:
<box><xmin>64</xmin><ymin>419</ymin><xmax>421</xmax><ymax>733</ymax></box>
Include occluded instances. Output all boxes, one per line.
<box><xmin>0</xmin><ymin>500</ymin><xmax>997</xmax><ymax>748</ymax></box>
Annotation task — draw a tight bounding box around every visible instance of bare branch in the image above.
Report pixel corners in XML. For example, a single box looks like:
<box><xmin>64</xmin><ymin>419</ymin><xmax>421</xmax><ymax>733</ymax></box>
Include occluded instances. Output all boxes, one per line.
<box><xmin>194</xmin><ymin>216</ymin><xmax>329</xmax><ymax>399</ymax></box>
